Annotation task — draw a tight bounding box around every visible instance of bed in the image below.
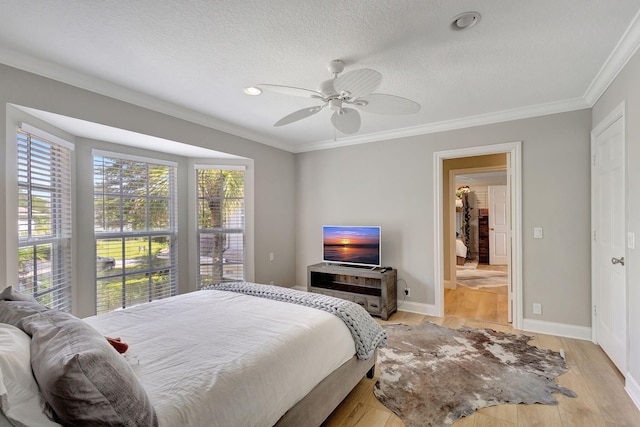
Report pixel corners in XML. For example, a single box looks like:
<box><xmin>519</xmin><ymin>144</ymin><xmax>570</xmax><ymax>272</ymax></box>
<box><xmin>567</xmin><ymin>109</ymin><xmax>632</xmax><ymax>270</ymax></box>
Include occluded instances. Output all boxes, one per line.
<box><xmin>0</xmin><ymin>283</ymin><xmax>385</xmax><ymax>427</ymax></box>
<box><xmin>456</xmin><ymin>237</ymin><xmax>468</xmax><ymax>265</ymax></box>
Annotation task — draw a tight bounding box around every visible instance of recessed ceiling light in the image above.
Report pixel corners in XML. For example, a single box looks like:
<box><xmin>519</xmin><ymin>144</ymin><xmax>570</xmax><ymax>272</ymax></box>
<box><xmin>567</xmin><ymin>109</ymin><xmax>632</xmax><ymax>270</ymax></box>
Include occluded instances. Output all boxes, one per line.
<box><xmin>243</xmin><ymin>86</ymin><xmax>262</xmax><ymax>96</ymax></box>
<box><xmin>451</xmin><ymin>12</ymin><xmax>481</xmax><ymax>31</ymax></box>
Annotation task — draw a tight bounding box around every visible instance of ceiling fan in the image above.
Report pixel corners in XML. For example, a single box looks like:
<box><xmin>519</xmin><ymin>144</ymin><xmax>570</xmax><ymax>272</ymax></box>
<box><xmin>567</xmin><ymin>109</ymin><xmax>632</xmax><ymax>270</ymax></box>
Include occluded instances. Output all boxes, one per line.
<box><xmin>244</xmin><ymin>59</ymin><xmax>421</xmax><ymax>135</ymax></box>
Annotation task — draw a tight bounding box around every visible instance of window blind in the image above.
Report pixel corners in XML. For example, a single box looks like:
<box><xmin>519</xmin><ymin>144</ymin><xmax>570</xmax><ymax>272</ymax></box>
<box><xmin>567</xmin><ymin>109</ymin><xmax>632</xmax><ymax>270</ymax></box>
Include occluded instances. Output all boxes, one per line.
<box><xmin>17</xmin><ymin>129</ymin><xmax>73</xmax><ymax>311</ymax></box>
<box><xmin>93</xmin><ymin>154</ymin><xmax>177</xmax><ymax>314</ymax></box>
<box><xmin>196</xmin><ymin>167</ymin><xmax>245</xmax><ymax>287</ymax></box>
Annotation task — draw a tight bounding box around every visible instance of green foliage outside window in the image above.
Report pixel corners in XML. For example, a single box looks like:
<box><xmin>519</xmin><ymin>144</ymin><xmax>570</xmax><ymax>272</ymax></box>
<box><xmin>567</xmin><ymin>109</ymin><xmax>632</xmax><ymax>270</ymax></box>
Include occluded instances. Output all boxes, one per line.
<box><xmin>94</xmin><ymin>156</ymin><xmax>177</xmax><ymax>314</ymax></box>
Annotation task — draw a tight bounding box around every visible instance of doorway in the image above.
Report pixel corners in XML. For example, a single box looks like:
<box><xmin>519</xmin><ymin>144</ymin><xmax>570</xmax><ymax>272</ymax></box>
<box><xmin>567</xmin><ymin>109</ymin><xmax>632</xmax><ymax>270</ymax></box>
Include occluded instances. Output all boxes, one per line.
<box><xmin>434</xmin><ymin>142</ymin><xmax>523</xmax><ymax>330</ymax></box>
<box><xmin>448</xmin><ymin>170</ymin><xmax>509</xmax><ymax>324</ymax></box>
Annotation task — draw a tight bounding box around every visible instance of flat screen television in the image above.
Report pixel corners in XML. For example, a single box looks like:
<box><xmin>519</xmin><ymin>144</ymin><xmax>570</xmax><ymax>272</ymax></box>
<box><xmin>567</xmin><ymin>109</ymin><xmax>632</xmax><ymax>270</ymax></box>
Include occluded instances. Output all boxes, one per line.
<box><xmin>322</xmin><ymin>225</ymin><xmax>381</xmax><ymax>268</ymax></box>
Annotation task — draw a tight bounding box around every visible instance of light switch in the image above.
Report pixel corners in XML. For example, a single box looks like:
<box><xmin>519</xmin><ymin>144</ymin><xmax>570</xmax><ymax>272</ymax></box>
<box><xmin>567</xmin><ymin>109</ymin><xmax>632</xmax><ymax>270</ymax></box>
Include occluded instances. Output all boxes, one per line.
<box><xmin>628</xmin><ymin>232</ymin><xmax>636</xmax><ymax>249</ymax></box>
<box><xmin>533</xmin><ymin>227</ymin><xmax>543</xmax><ymax>239</ymax></box>
<box><xmin>533</xmin><ymin>303</ymin><xmax>542</xmax><ymax>315</ymax></box>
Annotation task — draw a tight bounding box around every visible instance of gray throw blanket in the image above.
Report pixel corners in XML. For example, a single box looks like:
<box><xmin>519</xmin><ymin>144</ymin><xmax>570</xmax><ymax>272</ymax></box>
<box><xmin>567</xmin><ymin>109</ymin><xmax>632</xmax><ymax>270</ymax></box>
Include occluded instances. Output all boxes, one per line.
<box><xmin>203</xmin><ymin>282</ymin><xmax>386</xmax><ymax>360</ymax></box>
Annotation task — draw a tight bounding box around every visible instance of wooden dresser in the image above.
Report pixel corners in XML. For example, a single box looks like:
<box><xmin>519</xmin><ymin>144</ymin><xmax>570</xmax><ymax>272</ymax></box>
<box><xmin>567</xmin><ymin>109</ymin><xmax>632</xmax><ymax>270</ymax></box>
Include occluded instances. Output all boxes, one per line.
<box><xmin>478</xmin><ymin>212</ymin><xmax>489</xmax><ymax>263</ymax></box>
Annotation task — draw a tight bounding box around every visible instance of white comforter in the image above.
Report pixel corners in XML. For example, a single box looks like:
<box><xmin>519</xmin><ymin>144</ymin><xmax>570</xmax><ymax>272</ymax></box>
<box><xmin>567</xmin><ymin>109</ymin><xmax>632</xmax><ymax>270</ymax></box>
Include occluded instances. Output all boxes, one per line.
<box><xmin>84</xmin><ymin>290</ymin><xmax>356</xmax><ymax>427</ymax></box>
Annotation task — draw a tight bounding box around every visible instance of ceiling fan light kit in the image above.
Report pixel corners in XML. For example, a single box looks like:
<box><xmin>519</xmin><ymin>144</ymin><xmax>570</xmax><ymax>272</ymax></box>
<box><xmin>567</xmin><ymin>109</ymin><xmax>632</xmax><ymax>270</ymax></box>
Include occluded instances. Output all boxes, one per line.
<box><xmin>243</xmin><ymin>86</ymin><xmax>262</xmax><ymax>95</ymax></box>
<box><xmin>244</xmin><ymin>59</ymin><xmax>421</xmax><ymax>135</ymax></box>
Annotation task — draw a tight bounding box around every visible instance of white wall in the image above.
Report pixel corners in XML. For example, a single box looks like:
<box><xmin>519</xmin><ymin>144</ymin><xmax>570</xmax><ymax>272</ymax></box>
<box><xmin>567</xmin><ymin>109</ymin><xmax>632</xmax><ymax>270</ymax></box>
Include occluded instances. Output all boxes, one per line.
<box><xmin>592</xmin><ymin>46</ymin><xmax>640</xmax><ymax>403</ymax></box>
<box><xmin>1</xmin><ymin>64</ymin><xmax>297</xmax><ymax>317</ymax></box>
<box><xmin>296</xmin><ymin>109</ymin><xmax>592</xmax><ymax>328</ymax></box>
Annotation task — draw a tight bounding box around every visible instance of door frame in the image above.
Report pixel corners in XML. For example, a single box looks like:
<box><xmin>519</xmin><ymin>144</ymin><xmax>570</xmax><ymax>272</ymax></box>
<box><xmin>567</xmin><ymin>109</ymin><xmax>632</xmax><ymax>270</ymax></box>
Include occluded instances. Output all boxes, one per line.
<box><xmin>434</xmin><ymin>141</ymin><xmax>523</xmax><ymax>329</ymax></box>
<box><xmin>590</xmin><ymin>101</ymin><xmax>627</xmax><ymax>356</ymax></box>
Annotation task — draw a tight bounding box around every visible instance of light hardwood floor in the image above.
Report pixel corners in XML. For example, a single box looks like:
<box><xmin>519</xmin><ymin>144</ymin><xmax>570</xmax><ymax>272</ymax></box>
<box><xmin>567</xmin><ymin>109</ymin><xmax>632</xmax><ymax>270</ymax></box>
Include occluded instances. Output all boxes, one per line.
<box><xmin>446</xmin><ymin>263</ymin><xmax>509</xmax><ymax>324</ymax></box>
<box><xmin>322</xmin><ymin>311</ymin><xmax>640</xmax><ymax>427</ymax></box>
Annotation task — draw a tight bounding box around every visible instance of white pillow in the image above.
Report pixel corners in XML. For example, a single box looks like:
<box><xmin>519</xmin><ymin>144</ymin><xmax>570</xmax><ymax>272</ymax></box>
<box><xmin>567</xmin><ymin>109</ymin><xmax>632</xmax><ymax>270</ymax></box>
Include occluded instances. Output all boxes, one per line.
<box><xmin>0</xmin><ymin>323</ymin><xmax>59</xmax><ymax>426</ymax></box>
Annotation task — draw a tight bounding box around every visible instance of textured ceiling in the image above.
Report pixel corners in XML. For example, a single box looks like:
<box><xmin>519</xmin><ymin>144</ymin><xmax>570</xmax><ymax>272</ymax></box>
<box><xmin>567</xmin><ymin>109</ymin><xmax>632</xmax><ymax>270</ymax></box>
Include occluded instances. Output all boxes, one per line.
<box><xmin>1</xmin><ymin>0</ymin><xmax>640</xmax><ymax>153</ymax></box>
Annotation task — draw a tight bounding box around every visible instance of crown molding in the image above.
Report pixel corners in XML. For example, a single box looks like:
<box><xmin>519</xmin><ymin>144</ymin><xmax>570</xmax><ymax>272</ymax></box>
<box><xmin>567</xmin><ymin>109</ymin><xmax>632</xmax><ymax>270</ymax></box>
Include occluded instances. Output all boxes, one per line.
<box><xmin>583</xmin><ymin>9</ymin><xmax>640</xmax><ymax>106</ymax></box>
<box><xmin>0</xmin><ymin>47</ymin><xmax>297</xmax><ymax>153</ymax></box>
<box><xmin>294</xmin><ymin>97</ymin><xmax>589</xmax><ymax>153</ymax></box>
<box><xmin>4</xmin><ymin>6</ymin><xmax>640</xmax><ymax>157</ymax></box>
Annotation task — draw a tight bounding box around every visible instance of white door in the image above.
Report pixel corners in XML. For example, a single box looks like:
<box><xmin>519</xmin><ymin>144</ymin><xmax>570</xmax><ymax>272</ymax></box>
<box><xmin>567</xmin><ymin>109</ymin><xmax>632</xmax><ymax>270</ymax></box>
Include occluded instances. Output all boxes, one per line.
<box><xmin>489</xmin><ymin>185</ymin><xmax>509</xmax><ymax>265</ymax></box>
<box><xmin>593</xmin><ymin>114</ymin><xmax>626</xmax><ymax>374</ymax></box>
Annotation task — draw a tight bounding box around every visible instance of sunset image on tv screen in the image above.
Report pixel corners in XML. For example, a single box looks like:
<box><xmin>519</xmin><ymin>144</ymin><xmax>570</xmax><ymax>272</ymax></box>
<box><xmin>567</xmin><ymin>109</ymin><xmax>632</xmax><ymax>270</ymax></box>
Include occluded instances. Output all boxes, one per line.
<box><xmin>323</xmin><ymin>226</ymin><xmax>380</xmax><ymax>266</ymax></box>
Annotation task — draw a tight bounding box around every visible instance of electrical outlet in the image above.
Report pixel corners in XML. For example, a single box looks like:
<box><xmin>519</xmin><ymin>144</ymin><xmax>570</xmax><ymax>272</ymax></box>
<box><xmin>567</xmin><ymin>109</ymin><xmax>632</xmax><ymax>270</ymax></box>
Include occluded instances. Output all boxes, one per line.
<box><xmin>533</xmin><ymin>303</ymin><xmax>542</xmax><ymax>315</ymax></box>
<box><xmin>269</xmin><ymin>252</ymin><xmax>274</xmax><ymax>261</ymax></box>
<box><xmin>404</xmin><ymin>288</ymin><xmax>410</xmax><ymax>297</ymax></box>
<box><xmin>269</xmin><ymin>281</ymin><xmax>274</xmax><ymax>285</ymax></box>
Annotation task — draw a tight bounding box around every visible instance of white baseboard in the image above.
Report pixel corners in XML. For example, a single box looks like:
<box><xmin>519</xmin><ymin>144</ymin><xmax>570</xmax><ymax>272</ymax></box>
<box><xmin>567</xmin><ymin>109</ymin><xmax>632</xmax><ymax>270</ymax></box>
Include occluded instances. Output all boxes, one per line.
<box><xmin>291</xmin><ymin>285</ymin><xmax>306</xmax><ymax>291</ymax></box>
<box><xmin>397</xmin><ymin>301</ymin><xmax>438</xmax><ymax>316</ymax></box>
<box><xmin>521</xmin><ymin>318</ymin><xmax>592</xmax><ymax>341</ymax></box>
<box><xmin>625</xmin><ymin>372</ymin><xmax>640</xmax><ymax>411</ymax></box>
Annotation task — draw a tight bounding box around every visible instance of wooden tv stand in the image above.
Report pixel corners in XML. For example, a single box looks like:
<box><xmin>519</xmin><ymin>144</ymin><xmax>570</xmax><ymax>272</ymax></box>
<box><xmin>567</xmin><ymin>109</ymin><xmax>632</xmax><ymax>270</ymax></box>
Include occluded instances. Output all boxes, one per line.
<box><xmin>307</xmin><ymin>263</ymin><xmax>397</xmax><ymax>320</ymax></box>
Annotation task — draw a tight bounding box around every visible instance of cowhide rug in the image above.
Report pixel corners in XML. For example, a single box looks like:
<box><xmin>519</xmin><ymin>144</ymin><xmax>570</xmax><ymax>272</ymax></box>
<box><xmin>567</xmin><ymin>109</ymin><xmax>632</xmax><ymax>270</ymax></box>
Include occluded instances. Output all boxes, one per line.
<box><xmin>373</xmin><ymin>322</ymin><xmax>576</xmax><ymax>426</ymax></box>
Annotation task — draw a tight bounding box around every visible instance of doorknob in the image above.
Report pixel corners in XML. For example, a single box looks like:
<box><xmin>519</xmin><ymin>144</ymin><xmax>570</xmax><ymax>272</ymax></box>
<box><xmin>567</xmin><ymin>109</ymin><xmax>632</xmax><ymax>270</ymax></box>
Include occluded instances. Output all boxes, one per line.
<box><xmin>490</xmin><ymin>228</ymin><xmax>494</xmax><ymax>231</ymax></box>
<box><xmin>611</xmin><ymin>256</ymin><xmax>625</xmax><ymax>266</ymax></box>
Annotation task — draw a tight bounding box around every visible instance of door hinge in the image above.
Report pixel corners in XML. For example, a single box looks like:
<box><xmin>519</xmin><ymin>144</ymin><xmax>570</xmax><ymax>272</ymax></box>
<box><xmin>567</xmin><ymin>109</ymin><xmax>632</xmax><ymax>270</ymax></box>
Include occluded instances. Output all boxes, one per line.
<box><xmin>593</xmin><ymin>305</ymin><xmax>597</xmax><ymax>316</ymax></box>
<box><xmin>593</xmin><ymin>154</ymin><xmax>597</xmax><ymax>166</ymax></box>
<box><xmin>593</xmin><ymin>230</ymin><xmax>597</xmax><ymax>241</ymax></box>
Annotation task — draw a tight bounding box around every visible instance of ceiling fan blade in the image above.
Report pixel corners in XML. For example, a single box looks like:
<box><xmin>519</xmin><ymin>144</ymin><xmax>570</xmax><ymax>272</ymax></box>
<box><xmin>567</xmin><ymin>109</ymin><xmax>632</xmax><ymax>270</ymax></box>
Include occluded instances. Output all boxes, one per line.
<box><xmin>333</xmin><ymin>69</ymin><xmax>382</xmax><ymax>99</ymax></box>
<box><xmin>353</xmin><ymin>93</ymin><xmax>421</xmax><ymax>115</ymax></box>
<box><xmin>331</xmin><ymin>108</ymin><xmax>361</xmax><ymax>134</ymax></box>
<box><xmin>257</xmin><ymin>84</ymin><xmax>323</xmax><ymax>98</ymax></box>
<box><xmin>274</xmin><ymin>105</ymin><xmax>324</xmax><ymax>127</ymax></box>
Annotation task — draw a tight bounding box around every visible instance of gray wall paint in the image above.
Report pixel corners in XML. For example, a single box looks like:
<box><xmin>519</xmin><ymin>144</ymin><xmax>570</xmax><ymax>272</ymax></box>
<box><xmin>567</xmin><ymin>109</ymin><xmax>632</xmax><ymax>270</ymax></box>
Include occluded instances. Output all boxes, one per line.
<box><xmin>296</xmin><ymin>109</ymin><xmax>592</xmax><ymax>326</ymax></box>
<box><xmin>593</xmin><ymin>48</ymin><xmax>640</xmax><ymax>385</ymax></box>
<box><xmin>0</xmin><ymin>62</ymin><xmax>600</xmax><ymax>332</ymax></box>
<box><xmin>0</xmin><ymin>64</ymin><xmax>296</xmax><ymax>316</ymax></box>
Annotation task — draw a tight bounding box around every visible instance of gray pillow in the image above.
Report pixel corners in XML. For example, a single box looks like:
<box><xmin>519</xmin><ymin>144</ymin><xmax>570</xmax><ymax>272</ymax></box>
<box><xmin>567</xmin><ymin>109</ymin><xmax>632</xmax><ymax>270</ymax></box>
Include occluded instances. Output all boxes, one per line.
<box><xmin>0</xmin><ymin>286</ymin><xmax>39</xmax><ymax>303</ymax></box>
<box><xmin>20</xmin><ymin>310</ymin><xmax>158</xmax><ymax>426</ymax></box>
<box><xmin>0</xmin><ymin>300</ymin><xmax>49</xmax><ymax>329</ymax></box>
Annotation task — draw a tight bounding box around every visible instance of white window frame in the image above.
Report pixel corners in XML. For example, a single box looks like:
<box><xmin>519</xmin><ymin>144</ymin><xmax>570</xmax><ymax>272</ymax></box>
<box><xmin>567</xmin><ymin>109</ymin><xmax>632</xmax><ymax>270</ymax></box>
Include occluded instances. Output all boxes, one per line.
<box><xmin>16</xmin><ymin>124</ymin><xmax>74</xmax><ymax>310</ymax></box>
<box><xmin>195</xmin><ymin>165</ymin><xmax>246</xmax><ymax>287</ymax></box>
<box><xmin>93</xmin><ymin>150</ymin><xmax>178</xmax><ymax>314</ymax></box>
<box><xmin>188</xmin><ymin>159</ymin><xmax>254</xmax><ymax>292</ymax></box>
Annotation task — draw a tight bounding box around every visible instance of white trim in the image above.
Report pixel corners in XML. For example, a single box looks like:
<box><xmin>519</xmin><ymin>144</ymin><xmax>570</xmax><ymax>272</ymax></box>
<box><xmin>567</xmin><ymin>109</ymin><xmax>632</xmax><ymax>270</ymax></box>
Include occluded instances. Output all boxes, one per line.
<box><xmin>193</xmin><ymin>164</ymin><xmax>246</xmax><ymax>171</ymax></box>
<box><xmin>20</xmin><ymin>122</ymin><xmax>75</xmax><ymax>150</ymax></box>
<box><xmin>625</xmin><ymin>373</ymin><xmax>640</xmax><ymax>411</ymax></box>
<box><xmin>91</xmin><ymin>149</ymin><xmax>178</xmax><ymax>167</ymax></box>
<box><xmin>398</xmin><ymin>302</ymin><xmax>438</xmax><ymax>317</ymax></box>
<box><xmin>522</xmin><ymin>319</ymin><xmax>592</xmax><ymax>341</ymax></box>
<box><xmin>297</xmin><ymin>98</ymin><xmax>588</xmax><ymax>153</ymax></box>
<box><xmin>291</xmin><ymin>285</ymin><xmax>306</xmax><ymax>292</ymax></box>
<box><xmin>434</xmin><ymin>141</ymin><xmax>523</xmax><ymax>330</ymax></box>
<box><xmin>584</xmin><ymin>9</ymin><xmax>640</xmax><ymax>106</ymax></box>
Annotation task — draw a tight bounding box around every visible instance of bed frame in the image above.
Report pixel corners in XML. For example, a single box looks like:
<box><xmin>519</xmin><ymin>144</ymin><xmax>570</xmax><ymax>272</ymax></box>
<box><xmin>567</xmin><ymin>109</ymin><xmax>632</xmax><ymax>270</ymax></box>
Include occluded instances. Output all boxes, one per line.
<box><xmin>274</xmin><ymin>351</ymin><xmax>377</xmax><ymax>427</ymax></box>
